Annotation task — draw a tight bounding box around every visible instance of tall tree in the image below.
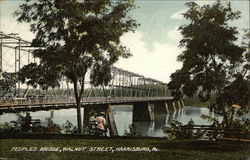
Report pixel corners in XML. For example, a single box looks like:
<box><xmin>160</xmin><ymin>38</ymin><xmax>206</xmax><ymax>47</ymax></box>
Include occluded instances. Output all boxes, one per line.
<box><xmin>15</xmin><ymin>0</ymin><xmax>138</xmax><ymax>133</ymax></box>
<box><xmin>168</xmin><ymin>2</ymin><xmax>249</xmax><ymax>128</ymax></box>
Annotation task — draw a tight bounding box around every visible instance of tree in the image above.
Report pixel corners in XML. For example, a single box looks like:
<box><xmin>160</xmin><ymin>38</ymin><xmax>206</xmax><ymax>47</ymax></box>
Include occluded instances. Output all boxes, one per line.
<box><xmin>168</xmin><ymin>2</ymin><xmax>249</xmax><ymax>128</ymax></box>
<box><xmin>242</xmin><ymin>30</ymin><xmax>250</xmax><ymax>81</ymax></box>
<box><xmin>0</xmin><ymin>71</ymin><xmax>17</xmax><ymax>97</ymax></box>
<box><xmin>15</xmin><ymin>0</ymin><xmax>138</xmax><ymax>133</ymax></box>
<box><xmin>18</xmin><ymin>63</ymin><xmax>60</xmax><ymax>90</ymax></box>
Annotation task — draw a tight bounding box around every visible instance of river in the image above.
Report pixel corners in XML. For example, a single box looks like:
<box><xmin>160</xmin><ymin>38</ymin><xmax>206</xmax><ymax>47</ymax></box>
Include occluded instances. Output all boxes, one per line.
<box><xmin>0</xmin><ymin>105</ymin><xmax>249</xmax><ymax>137</ymax></box>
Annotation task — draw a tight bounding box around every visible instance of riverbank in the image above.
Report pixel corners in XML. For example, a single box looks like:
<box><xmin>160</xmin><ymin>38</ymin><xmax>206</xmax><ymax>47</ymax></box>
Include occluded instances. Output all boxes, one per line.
<box><xmin>0</xmin><ymin>135</ymin><xmax>249</xmax><ymax>160</ymax></box>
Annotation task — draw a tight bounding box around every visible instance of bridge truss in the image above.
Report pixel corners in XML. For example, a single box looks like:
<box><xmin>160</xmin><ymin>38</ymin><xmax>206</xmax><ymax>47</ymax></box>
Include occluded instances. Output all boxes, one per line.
<box><xmin>0</xmin><ymin>31</ymin><xmax>169</xmax><ymax>102</ymax></box>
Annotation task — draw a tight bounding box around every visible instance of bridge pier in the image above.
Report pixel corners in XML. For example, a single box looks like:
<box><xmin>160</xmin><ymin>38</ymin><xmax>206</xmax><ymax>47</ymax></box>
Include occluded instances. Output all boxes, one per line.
<box><xmin>174</xmin><ymin>101</ymin><xmax>181</xmax><ymax>110</ymax></box>
<box><xmin>132</xmin><ymin>99</ymin><xmax>184</xmax><ymax>121</ymax></box>
<box><xmin>154</xmin><ymin>101</ymin><xmax>168</xmax><ymax>114</ymax></box>
<box><xmin>107</xmin><ymin>105</ymin><xmax>118</xmax><ymax>136</ymax></box>
<box><xmin>133</xmin><ymin>102</ymin><xmax>154</xmax><ymax>121</ymax></box>
<box><xmin>166</xmin><ymin>101</ymin><xmax>176</xmax><ymax>113</ymax></box>
<box><xmin>154</xmin><ymin>114</ymin><xmax>167</xmax><ymax>130</ymax></box>
<box><xmin>83</xmin><ymin>106</ymin><xmax>91</xmax><ymax>128</ymax></box>
<box><xmin>180</xmin><ymin>100</ymin><xmax>185</xmax><ymax>108</ymax></box>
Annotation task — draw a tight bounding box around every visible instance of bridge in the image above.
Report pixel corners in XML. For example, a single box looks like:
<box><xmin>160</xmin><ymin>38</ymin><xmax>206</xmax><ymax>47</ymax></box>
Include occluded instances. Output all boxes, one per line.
<box><xmin>0</xmin><ymin>32</ymin><xmax>184</xmax><ymax>135</ymax></box>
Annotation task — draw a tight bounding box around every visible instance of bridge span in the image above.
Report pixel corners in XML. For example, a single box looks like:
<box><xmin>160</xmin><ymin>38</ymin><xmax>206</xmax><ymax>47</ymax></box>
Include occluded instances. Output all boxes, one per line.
<box><xmin>0</xmin><ymin>96</ymin><xmax>184</xmax><ymax>136</ymax></box>
<box><xmin>0</xmin><ymin>32</ymin><xmax>185</xmax><ymax>136</ymax></box>
<box><xmin>0</xmin><ymin>97</ymin><xmax>182</xmax><ymax>114</ymax></box>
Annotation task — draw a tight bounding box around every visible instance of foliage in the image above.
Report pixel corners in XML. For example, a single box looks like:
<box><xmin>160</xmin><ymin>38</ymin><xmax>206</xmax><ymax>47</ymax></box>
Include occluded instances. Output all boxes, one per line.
<box><xmin>162</xmin><ymin>117</ymin><xmax>249</xmax><ymax>140</ymax></box>
<box><xmin>163</xmin><ymin>120</ymin><xmax>204</xmax><ymax>140</ymax></box>
<box><xmin>124</xmin><ymin>123</ymin><xmax>140</xmax><ymax>137</ymax></box>
<box><xmin>0</xmin><ymin>115</ymin><xmax>63</xmax><ymax>134</ymax></box>
<box><xmin>168</xmin><ymin>1</ymin><xmax>249</xmax><ymax>129</ymax></box>
<box><xmin>18</xmin><ymin>63</ymin><xmax>60</xmax><ymax>90</ymax></box>
<box><xmin>242</xmin><ymin>30</ymin><xmax>250</xmax><ymax>80</ymax></box>
<box><xmin>200</xmin><ymin>114</ymin><xmax>223</xmax><ymax>139</ymax></box>
<box><xmin>39</xmin><ymin>117</ymin><xmax>61</xmax><ymax>134</ymax></box>
<box><xmin>62</xmin><ymin>120</ymin><xmax>77</xmax><ymax>134</ymax></box>
<box><xmin>0</xmin><ymin>122</ymin><xmax>14</xmax><ymax>133</ymax></box>
<box><xmin>15</xmin><ymin>0</ymin><xmax>138</xmax><ymax>133</ymax></box>
<box><xmin>0</xmin><ymin>113</ymin><xmax>34</xmax><ymax>133</ymax></box>
<box><xmin>228</xmin><ymin>118</ymin><xmax>250</xmax><ymax>138</ymax></box>
<box><xmin>0</xmin><ymin>71</ymin><xmax>18</xmax><ymax>96</ymax></box>
<box><xmin>201</xmin><ymin>114</ymin><xmax>250</xmax><ymax>139</ymax></box>
<box><xmin>183</xmin><ymin>91</ymin><xmax>216</xmax><ymax>107</ymax></box>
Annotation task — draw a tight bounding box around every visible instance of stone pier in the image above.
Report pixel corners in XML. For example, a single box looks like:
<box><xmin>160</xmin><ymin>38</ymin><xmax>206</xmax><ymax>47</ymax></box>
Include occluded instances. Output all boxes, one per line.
<box><xmin>180</xmin><ymin>100</ymin><xmax>185</xmax><ymax>108</ymax></box>
<box><xmin>166</xmin><ymin>101</ymin><xmax>176</xmax><ymax>113</ymax></box>
<box><xmin>107</xmin><ymin>105</ymin><xmax>118</xmax><ymax>136</ymax></box>
<box><xmin>174</xmin><ymin>101</ymin><xmax>180</xmax><ymax>110</ymax></box>
<box><xmin>154</xmin><ymin>101</ymin><xmax>168</xmax><ymax>114</ymax></box>
<box><xmin>133</xmin><ymin>102</ymin><xmax>154</xmax><ymax>121</ymax></box>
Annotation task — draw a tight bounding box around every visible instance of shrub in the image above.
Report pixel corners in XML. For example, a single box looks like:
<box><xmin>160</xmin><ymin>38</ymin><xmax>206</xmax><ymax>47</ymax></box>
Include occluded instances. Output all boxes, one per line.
<box><xmin>62</xmin><ymin>120</ymin><xmax>77</xmax><ymax>134</ymax></box>
<box><xmin>124</xmin><ymin>123</ymin><xmax>140</xmax><ymax>137</ymax></box>
<box><xmin>163</xmin><ymin>119</ymin><xmax>205</xmax><ymax>140</ymax></box>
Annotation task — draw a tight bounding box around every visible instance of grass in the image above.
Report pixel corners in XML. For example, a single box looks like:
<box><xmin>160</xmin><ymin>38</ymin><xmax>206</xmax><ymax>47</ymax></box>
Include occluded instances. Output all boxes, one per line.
<box><xmin>0</xmin><ymin>134</ymin><xmax>249</xmax><ymax>160</ymax></box>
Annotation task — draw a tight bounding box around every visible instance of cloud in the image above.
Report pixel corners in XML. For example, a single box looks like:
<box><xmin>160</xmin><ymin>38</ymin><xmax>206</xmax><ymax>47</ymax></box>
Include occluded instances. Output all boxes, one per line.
<box><xmin>195</xmin><ymin>0</ymin><xmax>217</xmax><ymax>6</ymax></box>
<box><xmin>167</xmin><ymin>26</ymin><xmax>182</xmax><ymax>42</ymax></box>
<box><xmin>1</xmin><ymin>16</ymin><xmax>35</xmax><ymax>41</ymax></box>
<box><xmin>170</xmin><ymin>0</ymin><xmax>216</xmax><ymax>20</ymax></box>
<box><xmin>117</xmin><ymin>31</ymin><xmax>182</xmax><ymax>83</ymax></box>
<box><xmin>170</xmin><ymin>9</ymin><xmax>186</xmax><ymax>20</ymax></box>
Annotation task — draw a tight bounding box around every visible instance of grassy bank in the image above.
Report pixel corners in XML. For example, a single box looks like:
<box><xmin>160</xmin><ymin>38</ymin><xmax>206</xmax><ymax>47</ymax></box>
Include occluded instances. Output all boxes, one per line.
<box><xmin>0</xmin><ymin>135</ymin><xmax>249</xmax><ymax>160</ymax></box>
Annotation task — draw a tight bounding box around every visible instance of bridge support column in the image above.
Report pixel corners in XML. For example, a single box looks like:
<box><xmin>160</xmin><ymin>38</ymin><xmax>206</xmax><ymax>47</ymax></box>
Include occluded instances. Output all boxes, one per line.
<box><xmin>154</xmin><ymin>101</ymin><xmax>168</xmax><ymax>114</ymax></box>
<box><xmin>180</xmin><ymin>100</ymin><xmax>185</xmax><ymax>108</ymax></box>
<box><xmin>133</xmin><ymin>102</ymin><xmax>154</xmax><ymax>121</ymax></box>
<box><xmin>83</xmin><ymin>106</ymin><xmax>91</xmax><ymax>128</ymax></box>
<box><xmin>174</xmin><ymin>101</ymin><xmax>180</xmax><ymax>110</ymax></box>
<box><xmin>107</xmin><ymin>105</ymin><xmax>118</xmax><ymax>136</ymax></box>
<box><xmin>166</xmin><ymin>101</ymin><xmax>175</xmax><ymax>113</ymax></box>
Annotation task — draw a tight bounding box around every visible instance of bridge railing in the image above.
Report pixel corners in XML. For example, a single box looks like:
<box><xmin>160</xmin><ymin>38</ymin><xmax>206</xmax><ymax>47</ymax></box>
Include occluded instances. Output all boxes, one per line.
<box><xmin>0</xmin><ymin>96</ymin><xmax>173</xmax><ymax>106</ymax></box>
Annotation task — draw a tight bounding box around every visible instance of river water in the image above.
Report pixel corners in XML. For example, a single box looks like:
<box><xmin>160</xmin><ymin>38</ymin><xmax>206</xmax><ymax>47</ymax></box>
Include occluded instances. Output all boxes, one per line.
<box><xmin>112</xmin><ymin>105</ymin><xmax>212</xmax><ymax>137</ymax></box>
<box><xmin>1</xmin><ymin>105</ymin><xmax>248</xmax><ymax>137</ymax></box>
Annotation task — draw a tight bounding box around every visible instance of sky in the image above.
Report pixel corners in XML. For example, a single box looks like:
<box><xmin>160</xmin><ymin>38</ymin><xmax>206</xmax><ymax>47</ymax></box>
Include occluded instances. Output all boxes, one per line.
<box><xmin>0</xmin><ymin>0</ymin><xmax>249</xmax><ymax>83</ymax></box>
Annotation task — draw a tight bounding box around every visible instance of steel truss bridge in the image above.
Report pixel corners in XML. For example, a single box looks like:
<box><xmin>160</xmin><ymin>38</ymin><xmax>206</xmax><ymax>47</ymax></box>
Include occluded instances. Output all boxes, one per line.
<box><xmin>0</xmin><ymin>31</ymin><xmax>172</xmax><ymax>113</ymax></box>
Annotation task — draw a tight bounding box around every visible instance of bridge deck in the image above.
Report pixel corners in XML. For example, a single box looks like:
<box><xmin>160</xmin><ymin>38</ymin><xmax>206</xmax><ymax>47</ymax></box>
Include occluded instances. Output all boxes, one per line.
<box><xmin>0</xmin><ymin>97</ymin><xmax>173</xmax><ymax>113</ymax></box>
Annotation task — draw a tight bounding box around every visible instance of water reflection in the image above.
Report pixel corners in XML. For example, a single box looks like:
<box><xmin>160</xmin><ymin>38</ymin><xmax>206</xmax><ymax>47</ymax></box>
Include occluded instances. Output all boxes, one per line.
<box><xmin>184</xmin><ymin>108</ymin><xmax>201</xmax><ymax>115</ymax></box>
<box><xmin>154</xmin><ymin>114</ymin><xmax>167</xmax><ymax>130</ymax></box>
<box><xmin>133</xmin><ymin>121</ymin><xmax>155</xmax><ymax>137</ymax></box>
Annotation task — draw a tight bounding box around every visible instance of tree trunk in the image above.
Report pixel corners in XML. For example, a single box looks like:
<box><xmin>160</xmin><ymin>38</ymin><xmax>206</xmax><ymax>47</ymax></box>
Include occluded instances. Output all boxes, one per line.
<box><xmin>76</xmin><ymin>96</ymin><xmax>82</xmax><ymax>134</ymax></box>
<box><xmin>73</xmin><ymin>73</ymin><xmax>86</xmax><ymax>134</ymax></box>
<box><xmin>73</xmin><ymin>80</ymin><xmax>82</xmax><ymax>134</ymax></box>
<box><xmin>211</xmin><ymin>57</ymin><xmax>229</xmax><ymax>128</ymax></box>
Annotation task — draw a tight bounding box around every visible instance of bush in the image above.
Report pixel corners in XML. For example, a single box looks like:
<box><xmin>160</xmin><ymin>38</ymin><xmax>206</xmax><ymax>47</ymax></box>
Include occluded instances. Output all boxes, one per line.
<box><xmin>163</xmin><ymin>120</ymin><xmax>204</xmax><ymax>140</ymax></box>
<box><xmin>62</xmin><ymin>120</ymin><xmax>77</xmax><ymax>134</ymax></box>
<box><xmin>0</xmin><ymin>122</ymin><xmax>14</xmax><ymax>133</ymax></box>
<box><xmin>39</xmin><ymin>117</ymin><xmax>61</xmax><ymax>134</ymax></box>
<box><xmin>124</xmin><ymin>123</ymin><xmax>140</xmax><ymax>137</ymax></box>
<box><xmin>201</xmin><ymin>112</ymin><xmax>250</xmax><ymax>139</ymax></box>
